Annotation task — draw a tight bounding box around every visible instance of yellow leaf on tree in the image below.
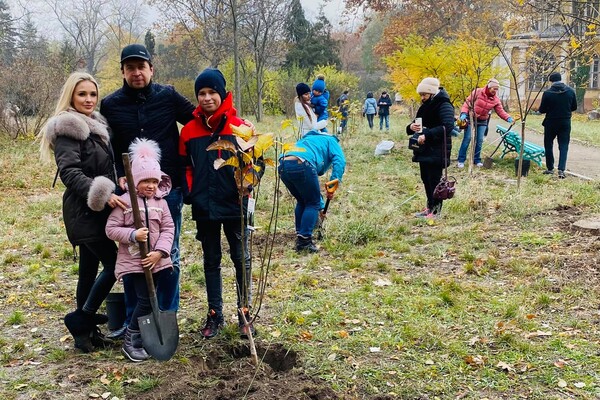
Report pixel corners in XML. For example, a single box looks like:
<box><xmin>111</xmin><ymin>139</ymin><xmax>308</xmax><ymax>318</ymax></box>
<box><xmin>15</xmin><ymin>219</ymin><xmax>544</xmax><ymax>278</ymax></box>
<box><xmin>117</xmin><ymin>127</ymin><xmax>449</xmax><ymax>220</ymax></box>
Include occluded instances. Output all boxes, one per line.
<box><xmin>230</xmin><ymin>123</ymin><xmax>254</xmax><ymax>141</ymax></box>
<box><xmin>235</xmin><ymin>135</ymin><xmax>258</xmax><ymax>151</ymax></box>
<box><xmin>281</xmin><ymin>119</ymin><xmax>294</xmax><ymax>130</ymax></box>
<box><xmin>253</xmin><ymin>133</ymin><xmax>274</xmax><ymax>158</ymax></box>
<box><xmin>263</xmin><ymin>158</ymin><xmax>275</xmax><ymax>167</ymax></box>
<box><xmin>206</xmin><ymin>139</ymin><xmax>237</xmax><ymax>153</ymax></box>
<box><xmin>214</xmin><ymin>157</ymin><xmax>239</xmax><ymax>170</ymax></box>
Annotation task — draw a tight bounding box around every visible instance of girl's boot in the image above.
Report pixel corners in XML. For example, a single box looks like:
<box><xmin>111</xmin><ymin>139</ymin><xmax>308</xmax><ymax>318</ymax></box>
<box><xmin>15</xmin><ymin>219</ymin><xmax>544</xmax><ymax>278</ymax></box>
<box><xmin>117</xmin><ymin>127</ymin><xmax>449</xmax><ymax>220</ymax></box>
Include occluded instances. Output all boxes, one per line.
<box><xmin>122</xmin><ymin>328</ymin><xmax>150</xmax><ymax>362</ymax></box>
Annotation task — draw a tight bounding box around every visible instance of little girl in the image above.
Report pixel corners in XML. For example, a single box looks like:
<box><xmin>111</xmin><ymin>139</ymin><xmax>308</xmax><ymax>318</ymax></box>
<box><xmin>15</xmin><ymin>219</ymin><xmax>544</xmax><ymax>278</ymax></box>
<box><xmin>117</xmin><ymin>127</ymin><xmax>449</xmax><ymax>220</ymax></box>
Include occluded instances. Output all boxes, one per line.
<box><xmin>106</xmin><ymin>138</ymin><xmax>175</xmax><ymax>362</ymax></box>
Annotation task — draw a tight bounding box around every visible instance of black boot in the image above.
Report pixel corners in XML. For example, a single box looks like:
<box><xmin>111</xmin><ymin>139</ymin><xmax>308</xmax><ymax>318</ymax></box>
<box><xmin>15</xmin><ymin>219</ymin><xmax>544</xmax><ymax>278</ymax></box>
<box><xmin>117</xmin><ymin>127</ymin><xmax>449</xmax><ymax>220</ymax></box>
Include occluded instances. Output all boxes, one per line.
<box><xmin>93</xmin><ymin>313</ymin><xmax>109</xmax><ymax>325</ymax></box>
<box><xmin>122</xmin><ymin>328</ymin><xmax>150</xmax><ymax>362</ymax></box>
<box><xmin>90</xmin><ymin>326</ymin><xmax>114</xmax><ymax>348</ymax></box>
<box><xmin>295</xmin><ymin>235</ymin><xmax>318</xmax><ymax>253</ymax></box>
<box><xmin>64</xmin><ymin>309</ymin><xmax>95</xmax><ymax>353</ymax></box>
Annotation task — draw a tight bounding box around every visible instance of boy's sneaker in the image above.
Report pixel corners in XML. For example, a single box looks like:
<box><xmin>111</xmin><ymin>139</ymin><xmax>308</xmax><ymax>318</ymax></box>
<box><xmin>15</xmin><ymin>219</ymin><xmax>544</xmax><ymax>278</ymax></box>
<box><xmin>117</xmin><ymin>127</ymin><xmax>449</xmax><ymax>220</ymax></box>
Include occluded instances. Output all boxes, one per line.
<box><xmin>200</xmin><ymin>309</ymin><xmax>224</xmax><ymax>339</ymax></box>
<box><xmin>558</xmin><ymin>170</ymin><xmax>566</xmax><ymax>179</ymax></box>
<box><xmin>543</xmin><ymin>169</ymin><xmax>554</xmax><ymax>175</ymax></box>
<box><xmin>457</xmin><ymin>162</ymin><xmax>465</xmax><ymax>169</ymax></box>
<box><xmin>414</xmin><ymin>208</ymin><xmax>430</xmax><ymax>217</ymax></box>
<box><xmin>476</xmin><ymin>162</ymin><xmax>484</xmax><ymax>167</ymax></box>
<box><xmin>238</xmin><ymin>310</ymin><xmax>257</xmax><ymax>339</ymax></box>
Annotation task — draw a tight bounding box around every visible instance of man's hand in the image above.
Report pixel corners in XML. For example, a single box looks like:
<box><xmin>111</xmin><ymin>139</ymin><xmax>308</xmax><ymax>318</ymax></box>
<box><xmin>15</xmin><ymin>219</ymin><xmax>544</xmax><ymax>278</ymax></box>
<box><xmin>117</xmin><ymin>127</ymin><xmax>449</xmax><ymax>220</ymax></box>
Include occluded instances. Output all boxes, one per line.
<box><xmin>142</xmin><ymin>251</ymin><xmax>162</xmax><ymax>269</ymax></box>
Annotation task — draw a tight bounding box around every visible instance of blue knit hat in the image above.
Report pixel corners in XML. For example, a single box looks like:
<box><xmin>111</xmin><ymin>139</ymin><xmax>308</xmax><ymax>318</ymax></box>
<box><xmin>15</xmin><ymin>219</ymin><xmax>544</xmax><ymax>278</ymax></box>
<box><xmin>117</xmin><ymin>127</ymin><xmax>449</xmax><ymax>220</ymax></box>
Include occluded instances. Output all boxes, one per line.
<box><xmin>194</xmin><ymin>68</ymin><xmax>227</xmax><ymax>100</ymax></box>
<box><xmin>312</xmin><ymin>78</ymin><xmax>326</xmax><ymax>93</ymax></box>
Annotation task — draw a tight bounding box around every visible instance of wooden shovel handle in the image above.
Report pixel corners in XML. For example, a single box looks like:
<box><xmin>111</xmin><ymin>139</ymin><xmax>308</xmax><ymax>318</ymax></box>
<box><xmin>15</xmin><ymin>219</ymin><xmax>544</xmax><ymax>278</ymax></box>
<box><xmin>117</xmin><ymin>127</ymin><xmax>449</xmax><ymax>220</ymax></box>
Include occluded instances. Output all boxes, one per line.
<box><xmin>122</xmin><ymin>153</ymin><xmax>156</xmax><ymax>297</ymax></box>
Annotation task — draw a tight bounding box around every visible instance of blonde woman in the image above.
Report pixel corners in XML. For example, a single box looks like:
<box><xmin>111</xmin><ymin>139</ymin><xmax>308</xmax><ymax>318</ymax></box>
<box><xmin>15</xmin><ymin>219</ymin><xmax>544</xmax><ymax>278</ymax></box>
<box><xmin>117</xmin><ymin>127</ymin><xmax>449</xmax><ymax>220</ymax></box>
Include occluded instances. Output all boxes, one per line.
<box><xmin>40</xmin><ymin>72</ymin><xmax>125</xmax><ymax>352</ymax></box>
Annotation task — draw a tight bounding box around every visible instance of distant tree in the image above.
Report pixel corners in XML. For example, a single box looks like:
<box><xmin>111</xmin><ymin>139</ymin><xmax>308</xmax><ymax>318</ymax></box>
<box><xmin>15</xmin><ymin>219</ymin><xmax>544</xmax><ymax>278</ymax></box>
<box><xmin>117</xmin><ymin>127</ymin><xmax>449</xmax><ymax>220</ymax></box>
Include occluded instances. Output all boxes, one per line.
<box><xmin>0</xmin><ymin>0</ymin><xmax>16</xmax><ymax>65</ymax></box>
<box><xmin>239</xmin><ymin>0</ymin><xmax>289</xmax><ymax>121</ymax></box>
<box><xmin>18</xmin><ymin>15</ymin><xmax>48</xmax><ymax>61</ymax></box>
<box><xmin>144</xmin><ymin>30</ymin><xmax>156</xmax><ymax>56</ymax></box>
<box><xmin>284</xmin><ymin>10</ymin><xmax>341</xmax><ymax>74</ymax></box>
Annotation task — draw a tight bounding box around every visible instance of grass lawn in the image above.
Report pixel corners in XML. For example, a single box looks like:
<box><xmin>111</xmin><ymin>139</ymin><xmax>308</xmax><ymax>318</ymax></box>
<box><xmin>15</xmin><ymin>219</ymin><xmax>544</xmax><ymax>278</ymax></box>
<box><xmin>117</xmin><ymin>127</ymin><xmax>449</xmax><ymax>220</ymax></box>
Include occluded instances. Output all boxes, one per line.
<box><xmin>1</xmin><ymin>111</ymin><xmax>599</xmax><ymax>399</ymax></box>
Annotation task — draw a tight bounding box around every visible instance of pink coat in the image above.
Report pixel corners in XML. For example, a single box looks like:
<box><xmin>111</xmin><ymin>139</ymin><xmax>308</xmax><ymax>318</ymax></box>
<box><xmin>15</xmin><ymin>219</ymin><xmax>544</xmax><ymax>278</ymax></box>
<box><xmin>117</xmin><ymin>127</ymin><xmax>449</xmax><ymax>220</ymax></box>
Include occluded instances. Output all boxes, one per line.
<box><xmin>460</xmin><ymin>87</ymin><xmax>511</xmax><ymax>121</ymax></box>
<box><xmin>106</xmin><ymin>193</ymin><xmax>174</xmax><ymax>280</ymax></box>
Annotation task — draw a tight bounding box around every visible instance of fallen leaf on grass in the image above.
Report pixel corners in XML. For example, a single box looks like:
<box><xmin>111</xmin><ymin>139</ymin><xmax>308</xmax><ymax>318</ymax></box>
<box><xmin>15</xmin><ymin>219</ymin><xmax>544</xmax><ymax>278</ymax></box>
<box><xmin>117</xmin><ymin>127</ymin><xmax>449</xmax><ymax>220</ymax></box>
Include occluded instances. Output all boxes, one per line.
<box><xmin>270</xmin><ymin>329</ymin><xmax>282</xmax><ymax>338</ymax></box>
<box><xmin>100</xmin><ymin>374</ymin><xmax>110</xmax><ymax>385</ymax></box>
<box><xmin>554</xmin><ymin>359</ymin><xmax>567</xmax><ymax>368</ymax></box>
<box><xmin>369</xmin><ymin>347</ymin><xmax>381</xmax><ymax>353</ymax></box>
<box><xmin>14</xmin><ymin>384</ymin><xmax>28</xmax><ymax>389</ymax></box>
<box><xmin>496</xmin><ymin>361</ymin><xmax>514</xmax><ymax>372</ymax></box>
<box><xmin>464</xmin><ymin>355</ymin><xmax>486</xmax><ymax>367</ymax></box>
<box><xmin>526</xmin><ymin>314</ymin><xmax>536</xmax><ymax>319</ymax></box>
<box><xmin>327</xmin><ymin>353</ymin><xmax>337</xmax><ymax>361</ymax></box>
<box><xmin>373</xmin><ymin>278</ymin><xmax>391</xmax><ymax>287</ymax></box>
<box><xmin>336</xmin><ymin>330</ymin><xmax>349</xmax><ymax>338</ymax></box>
<box><xmin>60</xmin><ymin>334</ymin><xmax>71</xmax><ymax>342</ymax></box>
<box><xmin>525</xmin><ymin>330</ymin><xmax>552</xmax><ymax>339</ymax></box>
<box><xmin>101</xmin><ymin>393</ymin><xmax>111</xmax><ymax>399</ymax></box>
<box><xmin>574</xmin><ymin>382</ymin><xmax>586</xmax><ymax>388</ymax></box>
<box><xmin>425</xmin><ymin>359</ymin><xmax>434</xmax><ymax>365</ymax></box>
<box><xmin>89</xmin><ymin>394</ymin><xmax>100</xmax><ymax>399</ymax></box>
<box><xmin>557</xmin><ymin>379</ymin><xmax>567</xmax><ymax>388</ymax></box>
<box><xmin>299</xmin><ymin>330</ymin><xmax>313</xmax><ymax>340</ymax></box>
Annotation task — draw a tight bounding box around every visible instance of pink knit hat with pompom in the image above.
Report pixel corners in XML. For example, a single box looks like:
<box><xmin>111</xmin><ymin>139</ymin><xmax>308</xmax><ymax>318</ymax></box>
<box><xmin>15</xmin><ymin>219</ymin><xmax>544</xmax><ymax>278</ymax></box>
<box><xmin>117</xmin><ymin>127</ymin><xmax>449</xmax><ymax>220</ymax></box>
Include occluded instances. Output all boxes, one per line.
<box><xmin>129</xmin><ymin>138</ymin><xmax>164</xmax><ymax>188</ymax></box>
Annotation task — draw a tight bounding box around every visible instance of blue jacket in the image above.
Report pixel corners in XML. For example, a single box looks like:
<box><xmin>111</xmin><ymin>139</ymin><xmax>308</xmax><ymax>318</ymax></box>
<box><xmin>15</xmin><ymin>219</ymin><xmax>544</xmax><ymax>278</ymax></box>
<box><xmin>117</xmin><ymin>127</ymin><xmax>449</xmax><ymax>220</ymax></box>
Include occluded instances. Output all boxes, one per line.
<box><xmin>281</xmin><ymin>130</ymin><xmax>346</xmax><ymax>183</ymax></box>
<box><xmin>363</xmin><ymin>97</ymin><xmax>377</xmax><ymax>115</ymax></box>
<box><xmin>310</xmin><ymin>93</ymin><xmax>329</xmax><ymax>122</ymax></box>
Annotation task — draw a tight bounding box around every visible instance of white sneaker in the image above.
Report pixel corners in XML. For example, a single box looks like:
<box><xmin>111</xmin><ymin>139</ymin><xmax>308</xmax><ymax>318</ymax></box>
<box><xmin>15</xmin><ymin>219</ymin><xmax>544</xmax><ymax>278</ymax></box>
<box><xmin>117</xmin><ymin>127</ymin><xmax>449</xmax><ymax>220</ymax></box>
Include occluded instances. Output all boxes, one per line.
<box><xmin>476</xmin><ymin>162</ymin><xmax>483</xmax><ymax>167</ymax></box>
<box><xmin>457</xmin><ymin>162</ymin><xmax>464</xmax><ymax>169</ymax></box>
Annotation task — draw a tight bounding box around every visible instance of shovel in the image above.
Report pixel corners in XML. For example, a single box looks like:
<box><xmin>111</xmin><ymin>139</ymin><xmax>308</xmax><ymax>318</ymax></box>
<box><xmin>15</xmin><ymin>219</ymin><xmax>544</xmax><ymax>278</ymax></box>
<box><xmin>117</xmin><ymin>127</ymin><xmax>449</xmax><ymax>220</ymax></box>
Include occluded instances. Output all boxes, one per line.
<box><xmin>122</xmin><ymin>153</ymin><xmax>179</xmax><ymax>361</ymax></box>
<box><xmin>483</xmin><ymin>122</ymin><xmax>516</xmax><ymax>169</ymax></box>
<box><xmin>315</xmin><ymin>179</ymin><xmax>339</xmax><ymax>240</ymax></box>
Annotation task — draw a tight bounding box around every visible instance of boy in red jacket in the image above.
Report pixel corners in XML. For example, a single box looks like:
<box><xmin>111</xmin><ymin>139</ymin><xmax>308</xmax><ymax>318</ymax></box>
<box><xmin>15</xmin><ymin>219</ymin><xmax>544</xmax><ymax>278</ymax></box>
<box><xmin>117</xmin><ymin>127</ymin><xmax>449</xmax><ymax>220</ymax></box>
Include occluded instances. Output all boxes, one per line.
<box><xmin>179</xmin><ymin>68</ymin><xmax>255</xmax><ymax>339</ymax></box>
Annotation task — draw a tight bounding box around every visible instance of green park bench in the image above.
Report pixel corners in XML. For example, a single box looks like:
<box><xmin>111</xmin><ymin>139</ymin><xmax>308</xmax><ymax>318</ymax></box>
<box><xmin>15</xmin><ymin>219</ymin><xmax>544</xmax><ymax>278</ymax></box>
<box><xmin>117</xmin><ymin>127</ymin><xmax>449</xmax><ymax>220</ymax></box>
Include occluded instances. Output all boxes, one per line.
<box><xmin>495</xmin><ymin>125</ymin><xmax>545</xmax><ymax>167</ymax></box>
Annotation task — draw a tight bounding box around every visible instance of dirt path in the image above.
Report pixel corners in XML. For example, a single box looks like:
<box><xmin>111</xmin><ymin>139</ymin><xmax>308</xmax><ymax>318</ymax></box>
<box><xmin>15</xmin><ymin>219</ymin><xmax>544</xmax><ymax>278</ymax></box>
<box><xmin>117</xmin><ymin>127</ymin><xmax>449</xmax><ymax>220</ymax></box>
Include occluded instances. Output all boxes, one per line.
<box><xmin>484</xmin><ymin>121</ymin><xmax>600</xmax><ymax>180</ymax></box>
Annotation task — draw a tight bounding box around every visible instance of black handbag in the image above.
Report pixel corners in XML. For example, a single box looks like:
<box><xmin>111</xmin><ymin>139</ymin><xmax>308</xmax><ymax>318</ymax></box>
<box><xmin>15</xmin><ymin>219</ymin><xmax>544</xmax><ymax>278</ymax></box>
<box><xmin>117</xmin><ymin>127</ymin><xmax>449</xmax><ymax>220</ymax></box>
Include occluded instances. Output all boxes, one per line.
<box><xmin>433</xmin><ymin>127</ymin><xmax>457</xmax><ymax>200</ymax></box>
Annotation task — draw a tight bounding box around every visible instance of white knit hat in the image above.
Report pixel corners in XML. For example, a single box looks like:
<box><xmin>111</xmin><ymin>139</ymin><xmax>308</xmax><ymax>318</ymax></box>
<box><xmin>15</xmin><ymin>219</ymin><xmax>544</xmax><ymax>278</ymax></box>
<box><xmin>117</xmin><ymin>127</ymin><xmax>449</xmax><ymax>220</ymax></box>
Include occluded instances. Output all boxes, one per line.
<box><xmin>416</xmin><ymin>77</ymin><xmax>440</xmax><ymax>95</ymax></box>
<box><xmin>487</xmin><ymin>78</ymin><xmax>500</xmax><ymax>88</ymax></box>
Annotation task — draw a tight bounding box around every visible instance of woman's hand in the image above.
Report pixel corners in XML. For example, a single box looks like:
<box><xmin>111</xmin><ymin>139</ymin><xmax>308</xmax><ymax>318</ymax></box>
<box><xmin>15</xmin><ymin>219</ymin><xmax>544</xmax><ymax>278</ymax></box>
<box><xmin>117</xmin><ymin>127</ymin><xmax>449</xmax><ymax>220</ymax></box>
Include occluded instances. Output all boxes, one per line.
<box><xmin>142</xmin><ymin>251</ymin><xmax>162</xmax><ymax>269</ymax></box>
<box><xmin>107</xmin><ymin>193</ymin><xmax>127</xmax><ymax>209</ymax></box>
<box><xmin>409</xmin><ymin>123</ymin><xmax>421</xmax><ymax>133</ymax></box>
<box><xmin>417</xmin><ymin>134</ymin><xmax>426</xmax><ymax>145</ymax></box>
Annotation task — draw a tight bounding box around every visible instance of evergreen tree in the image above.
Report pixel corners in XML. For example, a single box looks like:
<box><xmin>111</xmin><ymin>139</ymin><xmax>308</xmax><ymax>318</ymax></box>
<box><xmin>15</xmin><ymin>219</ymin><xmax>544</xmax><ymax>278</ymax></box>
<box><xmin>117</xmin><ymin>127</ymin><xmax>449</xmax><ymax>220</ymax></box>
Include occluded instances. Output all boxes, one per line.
<box><xmin>286</xmin><ymin>0</ymin><xmax>310</xmax><ymax>44</ymax></box>
<box><xmin>18</xmin><ymin>15</ymin><xmax>48</xmax><ymax>61</ymax></box>
<box><xmin>0</xmin><ymin>0</ymin><xmax>16</xmax><ymax>65</ymax></box>
<box><xmin>144</xmin><ymin>30</ymin><xmax>156</xmax><ymax>57</ymax></box>
<box><xmin>284</xmin><ymin>10</ymin><xmax>341</xmax><ymax>73</ymax></box>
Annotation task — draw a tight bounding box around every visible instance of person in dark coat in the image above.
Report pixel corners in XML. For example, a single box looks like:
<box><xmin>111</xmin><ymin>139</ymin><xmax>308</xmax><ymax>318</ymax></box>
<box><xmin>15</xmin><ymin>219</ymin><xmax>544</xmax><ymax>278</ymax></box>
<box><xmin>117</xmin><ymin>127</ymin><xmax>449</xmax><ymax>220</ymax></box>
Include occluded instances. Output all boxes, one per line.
<box><xmin>40</xmin><ymin>72</ymin><xmax>126</xmax><ymax>352</ymax></box>
<box><xmin>100</xmin><ymin>44</ymin><xmax>196</xmax><ymax>332</ymax></box>
<box><xmin>538</xmin><ymin>72</ymin><xmax>578</xmax><ymax>178</ymax></box>
<box><xmin>406</xmin><ymin>77</ymin><xmax>455</xmax><ymax>219</ymax></box>
<box><xmin>377</xmin><ymin>91</ymin><xmax>393</xmax><ymax>131</ymax></box>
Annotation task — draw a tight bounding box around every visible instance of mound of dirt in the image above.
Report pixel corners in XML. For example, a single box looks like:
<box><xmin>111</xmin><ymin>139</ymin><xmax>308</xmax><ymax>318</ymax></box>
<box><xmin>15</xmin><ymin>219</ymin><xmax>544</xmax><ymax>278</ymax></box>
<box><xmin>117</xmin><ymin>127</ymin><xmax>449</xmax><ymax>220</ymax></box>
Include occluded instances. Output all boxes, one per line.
<box><xmin>132</xmin><ymin>342</ymin><xmax>341</xmax><ymax>400</ymax></box>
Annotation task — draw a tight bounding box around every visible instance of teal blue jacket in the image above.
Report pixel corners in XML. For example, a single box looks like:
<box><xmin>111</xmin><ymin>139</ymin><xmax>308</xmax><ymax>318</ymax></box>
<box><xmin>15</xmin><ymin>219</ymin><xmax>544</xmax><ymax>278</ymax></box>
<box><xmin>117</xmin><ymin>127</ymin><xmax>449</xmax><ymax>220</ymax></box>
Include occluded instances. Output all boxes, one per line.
<box><xmin>281</xmin><ymin>130</ymin><xmax>346</xmax><ymax>183</ymax></box>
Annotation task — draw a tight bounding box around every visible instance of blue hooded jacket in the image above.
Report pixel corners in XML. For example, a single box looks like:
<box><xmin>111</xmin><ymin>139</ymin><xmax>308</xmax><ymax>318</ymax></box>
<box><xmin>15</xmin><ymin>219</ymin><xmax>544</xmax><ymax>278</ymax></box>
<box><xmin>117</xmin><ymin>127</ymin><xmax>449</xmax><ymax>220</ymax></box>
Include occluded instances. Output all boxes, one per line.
<box><xmin>281</xmin><ymin>130</ymin><xmax>346</xmax><ymax>183</ymax></box>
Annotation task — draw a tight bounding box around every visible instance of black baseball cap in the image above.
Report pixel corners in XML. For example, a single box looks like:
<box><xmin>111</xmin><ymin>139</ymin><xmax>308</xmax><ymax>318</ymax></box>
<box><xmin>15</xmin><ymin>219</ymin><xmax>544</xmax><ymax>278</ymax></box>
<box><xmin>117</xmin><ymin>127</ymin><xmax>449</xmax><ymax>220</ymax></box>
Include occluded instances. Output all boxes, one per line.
<box><xmin>120</xmin><ymin>44</ymin><xmax>151</xmax><ymax>63</ymax></box>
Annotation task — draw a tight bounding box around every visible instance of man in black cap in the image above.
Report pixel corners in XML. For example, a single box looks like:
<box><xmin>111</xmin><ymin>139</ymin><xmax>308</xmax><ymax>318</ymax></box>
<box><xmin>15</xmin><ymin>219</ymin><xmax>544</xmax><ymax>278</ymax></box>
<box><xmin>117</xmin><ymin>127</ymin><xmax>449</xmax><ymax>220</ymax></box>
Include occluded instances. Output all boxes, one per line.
<box><xmin>538</xmin><ymin>72</ymin><xmax>577</xmax><ymax>178</ymax></box>
<box><xmin>100</xmin><ymin>44</ymin><xmax>196</xmax><ymax>333</ymax></box>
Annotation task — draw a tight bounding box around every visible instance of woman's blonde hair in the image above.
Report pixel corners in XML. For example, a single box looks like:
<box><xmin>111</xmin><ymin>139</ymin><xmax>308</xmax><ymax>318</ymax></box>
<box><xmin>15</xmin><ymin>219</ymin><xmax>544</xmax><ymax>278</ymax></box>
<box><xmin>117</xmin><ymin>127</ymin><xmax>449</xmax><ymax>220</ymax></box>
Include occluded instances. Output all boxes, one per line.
<box><xmin>40</xmin><ymin>72</ymin><xmax>99</xmax><ymax>162</ymax></box>
<box><xmin>52</xmin><ymin>72</ymin><xmax>99</xmax><ymax>115</ymax></box>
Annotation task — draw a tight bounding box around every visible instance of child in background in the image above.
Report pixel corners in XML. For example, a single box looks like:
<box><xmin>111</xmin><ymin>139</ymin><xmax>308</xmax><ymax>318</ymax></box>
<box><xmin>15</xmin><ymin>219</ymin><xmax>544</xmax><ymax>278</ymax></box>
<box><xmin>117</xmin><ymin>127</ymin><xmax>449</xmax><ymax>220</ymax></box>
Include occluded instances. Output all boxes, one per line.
<box><xmin>311</xmin><ymin>76</ymin><xmax>329</xmax><ymax>132</ymax></box>
<box><xmin>105</xmin><ymin>138</ymin><xmax>175</xmax><ymax>362</ymax></box>
<box><xmin>179</xmin><ymin>68</ymin><xmax>255</xmax><ymax>340</ymax></box>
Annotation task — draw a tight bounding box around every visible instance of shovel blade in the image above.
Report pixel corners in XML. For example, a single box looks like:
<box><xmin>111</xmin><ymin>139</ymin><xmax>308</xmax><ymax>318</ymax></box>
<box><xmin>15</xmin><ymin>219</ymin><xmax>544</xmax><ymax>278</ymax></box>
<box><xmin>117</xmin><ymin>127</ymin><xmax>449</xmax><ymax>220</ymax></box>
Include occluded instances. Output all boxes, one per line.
<box><xmin>483</xmin><ymin>157</ymin><xmax>494</xmax><ymax>169</ymax></box>
<box><xmin>138</xmin><ymin>311</ymin><xmax>179</xmax><ymax>361</ymax></box>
